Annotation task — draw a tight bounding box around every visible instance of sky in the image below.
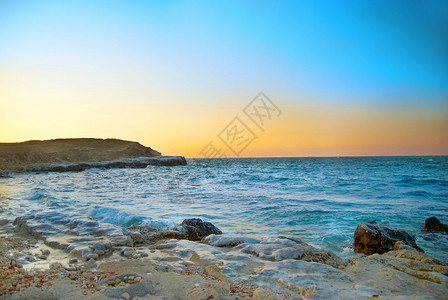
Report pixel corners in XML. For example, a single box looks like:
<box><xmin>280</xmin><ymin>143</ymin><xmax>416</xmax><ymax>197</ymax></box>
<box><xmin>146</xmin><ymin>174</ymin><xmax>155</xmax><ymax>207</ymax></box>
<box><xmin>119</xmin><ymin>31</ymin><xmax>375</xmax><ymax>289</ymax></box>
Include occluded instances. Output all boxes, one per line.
<box><xmin>0</xmin><ymin>0</ymin><xmax>447</xmax><ymax>157</ymax></box>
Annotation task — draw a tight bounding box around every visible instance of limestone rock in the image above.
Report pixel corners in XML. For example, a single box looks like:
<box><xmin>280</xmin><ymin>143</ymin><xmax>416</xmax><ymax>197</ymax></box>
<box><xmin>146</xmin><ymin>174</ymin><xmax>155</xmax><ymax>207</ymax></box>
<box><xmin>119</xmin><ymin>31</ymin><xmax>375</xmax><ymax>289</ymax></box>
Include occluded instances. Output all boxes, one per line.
<box><xmin>202</xmin><ymin>234</ymin><xmax>260</xmax><ymax>247</ymax></box>
<box><xmin>237</xmin><ymin>236</ymin><xmax>346</xmax><ymax>268</ymax></box>
<box><xmin>422</xmin><ymin>216</ymin><xmax>448</xmax><ymax>233</ymax></box>
<box><xmin>353</xmin><ymin>222</ymin><xmax>423</xmax><ymax>255</ymax></box>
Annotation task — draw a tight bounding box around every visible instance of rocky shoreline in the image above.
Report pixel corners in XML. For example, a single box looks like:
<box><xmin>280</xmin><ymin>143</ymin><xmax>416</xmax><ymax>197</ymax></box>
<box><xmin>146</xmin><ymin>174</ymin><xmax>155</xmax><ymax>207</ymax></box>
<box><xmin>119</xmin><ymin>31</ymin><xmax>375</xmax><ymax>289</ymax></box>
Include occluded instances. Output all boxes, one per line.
<box><xmin>1</xmin><ymin>217</ymin><xmax>447</xmax><ymax>299</ymax></box>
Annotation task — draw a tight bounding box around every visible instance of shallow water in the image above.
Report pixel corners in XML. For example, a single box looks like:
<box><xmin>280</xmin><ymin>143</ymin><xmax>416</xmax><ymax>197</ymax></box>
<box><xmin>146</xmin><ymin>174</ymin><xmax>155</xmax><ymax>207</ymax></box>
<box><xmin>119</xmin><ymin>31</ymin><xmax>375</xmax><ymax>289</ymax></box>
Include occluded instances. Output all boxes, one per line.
<box><xmin>1</xmin><ymin>156</ymin><xmax>447</xmax><ymax>262</ymax></box>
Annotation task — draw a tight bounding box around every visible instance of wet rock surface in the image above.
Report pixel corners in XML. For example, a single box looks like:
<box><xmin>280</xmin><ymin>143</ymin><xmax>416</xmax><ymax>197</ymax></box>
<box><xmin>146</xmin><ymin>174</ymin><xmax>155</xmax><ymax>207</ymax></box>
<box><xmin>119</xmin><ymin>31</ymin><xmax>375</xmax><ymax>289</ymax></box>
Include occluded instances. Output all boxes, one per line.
<box><xmin>353</xmin><ymin>221</ymin><xmax>423</xmax><ymax>255</ymax></box>
<box><xmin>422</xmin><ymin>216</ymin><xmax>448</xmax><ymax>233</ymax></box>
<box><xmin>127</xmin><ymin>218</ymin><xmax>222</xmax><ymax>243</ymax></box>
<box><xmin>2</xmin><ymin>218</ymin><xmax>448</xmax><ymax>299</ymax></box>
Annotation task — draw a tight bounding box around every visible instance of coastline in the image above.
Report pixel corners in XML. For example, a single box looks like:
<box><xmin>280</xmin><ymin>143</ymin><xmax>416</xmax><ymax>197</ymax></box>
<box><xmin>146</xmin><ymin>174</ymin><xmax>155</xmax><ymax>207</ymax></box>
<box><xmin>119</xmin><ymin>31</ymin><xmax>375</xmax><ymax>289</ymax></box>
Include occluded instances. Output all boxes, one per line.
<box><xmin>0</xmin><ymin>138</ymin><xmax>187</xmax><ymax>174</ymax></box>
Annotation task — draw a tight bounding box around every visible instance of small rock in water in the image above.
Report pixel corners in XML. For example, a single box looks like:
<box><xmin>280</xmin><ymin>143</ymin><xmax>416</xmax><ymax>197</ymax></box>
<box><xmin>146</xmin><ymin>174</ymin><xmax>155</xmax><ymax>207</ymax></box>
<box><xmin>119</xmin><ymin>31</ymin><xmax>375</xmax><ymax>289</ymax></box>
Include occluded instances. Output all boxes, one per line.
<box><xmin>41</xmin><ymin>249</ymin><xmax>50</xmax><ymax>256</ymax></box>
<box><xmin>121</xmin><ymin>292</ymin><xmax>130</xmax><ymax>300</ymax></box>
<box><xmin>422</xmin><ymin>216</ymin><xmax>448</xmax><ymax>233</ymax></box>
<box><xmin>353</xmin><ymin>221</ymin><xmax>422</xmax><ymax>255</ymax></box>
<box><xmin>69</xmin><ymin>258</ymin><xmax>78</xmax><ymax>264</ymax></box>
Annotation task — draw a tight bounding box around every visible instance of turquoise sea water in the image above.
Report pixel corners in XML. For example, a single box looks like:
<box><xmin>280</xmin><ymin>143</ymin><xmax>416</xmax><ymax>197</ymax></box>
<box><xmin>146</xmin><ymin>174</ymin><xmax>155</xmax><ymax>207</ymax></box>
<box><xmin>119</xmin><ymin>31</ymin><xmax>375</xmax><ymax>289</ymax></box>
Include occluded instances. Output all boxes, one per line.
<box><xmin>1</xmin><ymin>156</ymin><xmax>447</xmax><ymax>262</ymax></box>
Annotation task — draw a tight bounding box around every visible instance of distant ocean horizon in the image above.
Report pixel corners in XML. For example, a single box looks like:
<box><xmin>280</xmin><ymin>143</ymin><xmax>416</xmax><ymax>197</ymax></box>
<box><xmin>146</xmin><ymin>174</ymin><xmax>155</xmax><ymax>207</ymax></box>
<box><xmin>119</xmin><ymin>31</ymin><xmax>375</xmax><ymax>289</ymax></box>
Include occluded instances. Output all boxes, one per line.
<box><xmin>1</xmin><ymin>156</ymin><xmax>447</xmax><ymax>263</ymax></box>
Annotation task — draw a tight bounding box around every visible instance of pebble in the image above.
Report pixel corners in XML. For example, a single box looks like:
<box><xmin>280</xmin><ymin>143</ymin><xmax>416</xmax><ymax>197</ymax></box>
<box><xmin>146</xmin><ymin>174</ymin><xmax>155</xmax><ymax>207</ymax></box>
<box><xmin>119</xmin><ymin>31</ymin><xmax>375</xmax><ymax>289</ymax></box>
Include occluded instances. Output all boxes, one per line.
<box><xmin>150</xmin><ymin>289</ymin><xmax>156</xmax><ymax>295</ymax></box>
<box><xmin>94</xmin><ymin>249</ymin><xmax>105</xmax><ymax>256</ymax></box>
<box><xmin>122</xmin><ymin>250</ymin><xmax>134</xmax><ymax>257</ymax></box>
<box><xmin>50</xmin><ymin>262</ymin><xmax>62</xmax><ymax>270</ymax></box>
<box><xmin>85</xmin><ymin>259</ymin><xmax>97</xmax><ymax>268</ymax></box>
<box><xmin>41</xmin><ymin>249</ymin><xmax>50</xmax><ymax>256</ymax></box>
<box><xmin>121</xmin><ymin>292</ymin><xmax>130</xmax><ymax>300</ymax></box>
<box><xmin>194</xmin><ymin>283</ymin><xmax>200</xmax><ymax>287</ymax></box>
<box><xmin>64</xmin><ymin>265</ymin><xmax>76</xmax><ymax>271</ymax></box>
<box><xmin>86</xmin><ymin>253</ymin><xmax>99</xmax><ymax>260</ymax></box>
<box><xmin>69</xmin><ymin>258</ymin><xmax>78</xmax><ymax>264</ymax></box>
<box><xmin>119</xmin><ymin>281</ymin><xmax>126</xmax><ymax>287</ymax></box>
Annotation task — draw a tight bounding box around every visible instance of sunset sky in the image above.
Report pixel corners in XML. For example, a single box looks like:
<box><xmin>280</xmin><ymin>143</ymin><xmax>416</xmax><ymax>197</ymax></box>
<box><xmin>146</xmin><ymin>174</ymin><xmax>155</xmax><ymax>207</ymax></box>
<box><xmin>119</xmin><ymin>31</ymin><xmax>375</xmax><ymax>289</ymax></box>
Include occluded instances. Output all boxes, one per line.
<box><xmin>1</xmin><ymin>0</ymin><xmax>447</xmax><ymax>157</ymax></box>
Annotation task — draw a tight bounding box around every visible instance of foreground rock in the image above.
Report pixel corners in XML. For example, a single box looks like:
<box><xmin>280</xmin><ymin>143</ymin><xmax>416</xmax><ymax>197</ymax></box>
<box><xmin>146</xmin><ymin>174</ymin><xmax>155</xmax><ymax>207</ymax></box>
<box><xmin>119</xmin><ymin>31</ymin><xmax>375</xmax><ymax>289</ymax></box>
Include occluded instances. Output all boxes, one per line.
<box><xmin>353</xmin><ymin>221</ymin><xmax>423</xmax><ymax>255</ymax></box>
<box><xmin>204</xmin><ymin>234</ymin><xmax>346</xmax><ymax>269</ymax></box>
<box><xmin>3</xmin><ymin>221</ymin><xmax>448</xmax><ymax>299</ymax></box>
<box><xmin>0</xmin><ymin>138</ymin><xmax>187</xmax><ymax>172</ymax></box>
<box><xmin>422</xmin><ymin>216</ymin><xmax>448</xmax><ymax>233</ymax></box>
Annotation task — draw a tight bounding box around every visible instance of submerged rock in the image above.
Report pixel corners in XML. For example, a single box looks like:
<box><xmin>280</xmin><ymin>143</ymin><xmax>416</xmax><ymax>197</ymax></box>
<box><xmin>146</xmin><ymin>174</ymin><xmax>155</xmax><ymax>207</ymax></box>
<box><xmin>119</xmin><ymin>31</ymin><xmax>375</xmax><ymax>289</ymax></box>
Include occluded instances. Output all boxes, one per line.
<box><xmin>422</xmin><ymin>216</ymin><xmax>448</xmax><ymax>233</ymax></box>
<box><xmin>353</xmin><ymin>222</ymin><xmax>423</xmax><ymax>255</ymax></box>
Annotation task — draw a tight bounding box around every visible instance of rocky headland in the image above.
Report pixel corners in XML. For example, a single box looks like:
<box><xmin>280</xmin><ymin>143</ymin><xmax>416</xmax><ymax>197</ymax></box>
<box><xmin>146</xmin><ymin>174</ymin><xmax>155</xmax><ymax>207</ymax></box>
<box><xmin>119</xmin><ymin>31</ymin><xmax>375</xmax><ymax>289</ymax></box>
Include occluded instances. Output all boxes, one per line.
<box><xmin>0</xmin><ymin>138</ymin><xmax>186</xmax><ymax>173</ymax></box>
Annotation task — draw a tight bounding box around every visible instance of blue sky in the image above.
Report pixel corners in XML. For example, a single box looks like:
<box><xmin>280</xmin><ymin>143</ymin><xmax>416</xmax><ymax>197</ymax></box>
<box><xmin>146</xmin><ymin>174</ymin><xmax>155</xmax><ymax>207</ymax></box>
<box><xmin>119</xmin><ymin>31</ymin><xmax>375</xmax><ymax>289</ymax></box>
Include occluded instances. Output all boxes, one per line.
<box><xmin>1</xmin><ymin>0</ymin><xmax>447</xmax><ymax>103</ymax></box>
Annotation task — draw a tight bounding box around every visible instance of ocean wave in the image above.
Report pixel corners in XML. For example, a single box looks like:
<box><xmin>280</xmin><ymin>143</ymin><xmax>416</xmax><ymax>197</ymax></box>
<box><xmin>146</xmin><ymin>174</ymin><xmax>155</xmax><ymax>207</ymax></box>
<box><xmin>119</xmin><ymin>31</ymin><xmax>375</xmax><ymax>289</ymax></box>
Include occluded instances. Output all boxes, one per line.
<box><xmin>89</xmin><ymin>206</ymin><xmax>175</xmax><ymax>228</ymax></box>
<box><xmin>404</xmin><ymin>190</ymin><xmax>431</xmax><ymax>197</ymax></box>
<box><xmin>396</xmin><ymin>176</ymin><xmax>448</xmax><ymax>187</ymax></box>
<box><xmin>25</xmin><ymin>188</ymin><xmax>50</xmax><ymax>200</ymax></box>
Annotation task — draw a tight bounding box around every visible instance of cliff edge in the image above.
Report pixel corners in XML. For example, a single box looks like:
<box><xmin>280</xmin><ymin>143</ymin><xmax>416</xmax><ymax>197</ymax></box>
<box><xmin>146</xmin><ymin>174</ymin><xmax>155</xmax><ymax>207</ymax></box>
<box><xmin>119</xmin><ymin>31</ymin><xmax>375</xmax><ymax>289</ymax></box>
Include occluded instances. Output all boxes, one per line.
<box><xmin>0</xmin><ymin>138</ymin><xmax>186</xmax><ymax>172</ymax></box>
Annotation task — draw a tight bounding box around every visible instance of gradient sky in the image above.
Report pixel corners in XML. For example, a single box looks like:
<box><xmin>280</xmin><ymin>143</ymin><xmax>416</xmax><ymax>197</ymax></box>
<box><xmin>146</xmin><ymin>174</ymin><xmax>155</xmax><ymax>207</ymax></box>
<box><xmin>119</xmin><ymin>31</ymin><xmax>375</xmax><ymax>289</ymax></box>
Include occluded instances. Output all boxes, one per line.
<box><xmin>1</xmin><ymin>0</ymin><xmax>447</xmax><ymax>157</ymax></box>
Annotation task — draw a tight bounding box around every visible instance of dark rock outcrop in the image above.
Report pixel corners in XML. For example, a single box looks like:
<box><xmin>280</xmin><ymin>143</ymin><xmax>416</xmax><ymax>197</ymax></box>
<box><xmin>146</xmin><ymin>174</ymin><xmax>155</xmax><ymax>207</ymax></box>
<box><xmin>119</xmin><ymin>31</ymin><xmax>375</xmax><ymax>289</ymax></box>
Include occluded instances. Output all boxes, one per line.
<box><xmin>169</xmin><ymin>218</ymin><xmax>223</xmax><ymax>241</ymax></box>
<box><xmin>127</xmin><ymin>218</ymin><xmax>222</xmax><ymax>244</ymax></box>
<box><xmin>422</xmin><ymin>216</ymin><xmax>448</xmax><ymax>233</ymax></box>
<box><xmin>353</xmin><ymin>222</ymin><xmax>423</xmax><ymax>255</ymax></box>
<box><xmin>27</xmin><ymin>156</ymin><xmax>187</xmax><ymax>172</ymax></box>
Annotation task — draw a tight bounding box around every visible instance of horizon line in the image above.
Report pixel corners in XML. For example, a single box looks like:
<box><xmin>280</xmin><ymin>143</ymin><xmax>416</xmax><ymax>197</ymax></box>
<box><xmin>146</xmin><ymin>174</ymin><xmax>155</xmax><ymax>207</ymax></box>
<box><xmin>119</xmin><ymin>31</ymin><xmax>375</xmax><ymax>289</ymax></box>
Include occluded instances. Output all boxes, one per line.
<box><xmin>187</xmin><ymin>154</ymin><xmax>448</xmax><ymax>159</ymax></box>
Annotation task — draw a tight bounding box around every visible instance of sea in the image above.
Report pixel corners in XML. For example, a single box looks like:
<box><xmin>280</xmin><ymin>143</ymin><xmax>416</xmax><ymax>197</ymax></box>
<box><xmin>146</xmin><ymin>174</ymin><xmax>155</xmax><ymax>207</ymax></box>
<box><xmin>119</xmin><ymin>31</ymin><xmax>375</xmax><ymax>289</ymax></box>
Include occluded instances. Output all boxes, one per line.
<box><xmin>1</xmin><ymin>156</ymin><xmax>447</xmax><ymax>263</ymax></box>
